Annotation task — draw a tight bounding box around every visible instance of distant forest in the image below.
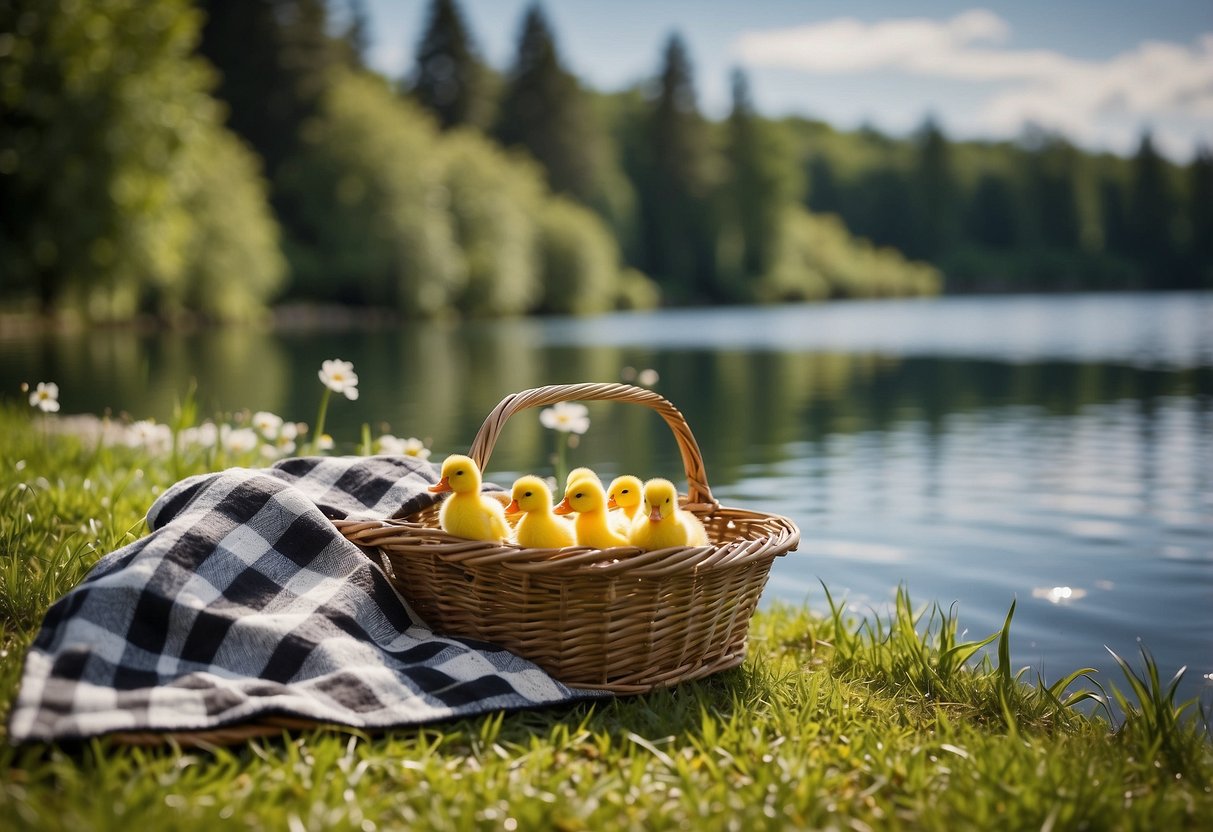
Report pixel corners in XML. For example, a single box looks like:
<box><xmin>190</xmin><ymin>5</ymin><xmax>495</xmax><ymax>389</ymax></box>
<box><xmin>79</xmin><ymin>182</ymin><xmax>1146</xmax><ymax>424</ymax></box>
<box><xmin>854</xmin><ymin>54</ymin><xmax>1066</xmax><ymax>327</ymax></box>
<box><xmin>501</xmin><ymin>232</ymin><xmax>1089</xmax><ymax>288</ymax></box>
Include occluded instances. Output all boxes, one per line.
<box><xmin>2</xmin><ymin>0</ymin><xmax>1209</xmax><ymax>324</ymax></box>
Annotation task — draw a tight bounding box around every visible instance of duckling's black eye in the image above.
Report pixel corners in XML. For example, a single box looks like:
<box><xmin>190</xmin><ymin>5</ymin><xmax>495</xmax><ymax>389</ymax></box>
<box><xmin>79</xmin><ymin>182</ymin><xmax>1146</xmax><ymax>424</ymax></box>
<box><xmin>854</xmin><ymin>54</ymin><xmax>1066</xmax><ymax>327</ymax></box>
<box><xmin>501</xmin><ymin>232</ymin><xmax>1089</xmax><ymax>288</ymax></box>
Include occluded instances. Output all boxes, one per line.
<box><xmin>575</xmin><ymin>492</ymin><xmax>584</xmax><ymax>499</ymax></box>
<box><xmin>524</xmin><ymin>491</ymin><xmax>533</xmax><ymax>498</ymax></box>
<box><xmin>622</xmin><ymin>489</ymin><xmax>629</xmax><ymax>494</ymax></box>
<box><xmin>455</xmin><ymin>470</ymin><xmax>464</xmax><ymax>476</ymax></box>
<box><xmin>665</xmin><ymin>497</ymin><xmax>671</xmax><ymax>503</ymax></box>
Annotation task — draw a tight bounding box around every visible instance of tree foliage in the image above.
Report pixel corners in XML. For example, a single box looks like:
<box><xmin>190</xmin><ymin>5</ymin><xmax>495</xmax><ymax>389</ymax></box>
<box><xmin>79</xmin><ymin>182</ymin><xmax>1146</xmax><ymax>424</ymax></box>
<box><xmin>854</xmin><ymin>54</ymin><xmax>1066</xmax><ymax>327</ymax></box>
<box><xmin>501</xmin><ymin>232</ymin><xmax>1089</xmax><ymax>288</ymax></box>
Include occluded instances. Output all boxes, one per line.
<box><xmin>535</xmin><ymin>197</ymin><xmax>623</xmax><ymax>315</ymax></box>
<box><xmin>10</xmin><ymin>2</ymin><xmax>1204</xmax><ymax>326</ymax></box>
<box><xmin>276</xmin><ymin>71</ymin><xmax>463</xmax><ymax>314</ymax></box>
<box><xmin>634</xmin><ymin>35</ymin><xmax>718</xmax><ymax>300</ymax></box>
<box><xmin>1127</xmin><ymin>132</ymin><xmax>1179</xmax><ymax>278</ymax></box>
<box><xmin>409</xmin><ymin>0</ymin><xmax>491</xmax><ymax>130</ymax></box>
<box><xmin>1024</xmin><ymin>133</ymin><xmax>1083</xmax><ymax>250</ymax></box>
<box><xmin>1187</xmin><ymin>146</ymin><xmax>1213</xmax><ymax>285</ymax></box>
<box><xmin>761</xmin><ymin>208</ymin><xmax>942</xmax><ymax>302</ymax></box>
<box><xmin>197</xmin><ymin>0</ymin><xmax>335</xmax><ymax>182</ymax></box>
<box><xmin>966</xmin><ymin>173</ymin><xmax>1022</xmax><ymax>250</ymax></box>
<box><xmin>909</xmin><ymin>117</ymin><xmax>960</xmax><ymax>260</ymax></box>
<box><xmin>173</xmin><ymin>128</ymin><xmax>287</xmax><ymax>321</ymax></box>
<box><xmin>788</xmin><ymin>116</ymin><xmax>1209</xmax><ymax>291</ymax></box>
<box><xmin>442</xmin><ymin>129</ymin><xmax>544</xmax><ymax>316</ymax></box>
<box><xmin>719</xmin><ymin>70</ymin><xmax>799</xmax><ymax>299</ymax></box>
<box><xmin>0</xmin><ymin>0</ymin><xmax>283</xmax><ymax>320</ymax></box>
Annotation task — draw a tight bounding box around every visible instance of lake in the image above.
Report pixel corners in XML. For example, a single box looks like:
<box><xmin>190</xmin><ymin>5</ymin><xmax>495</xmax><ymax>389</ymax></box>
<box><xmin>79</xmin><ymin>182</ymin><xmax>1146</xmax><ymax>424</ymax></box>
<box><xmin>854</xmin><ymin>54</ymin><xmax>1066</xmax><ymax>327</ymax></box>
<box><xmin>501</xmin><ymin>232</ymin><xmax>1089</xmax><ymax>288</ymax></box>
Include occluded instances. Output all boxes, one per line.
<box><xmin>4</xmin><ymin>292</ymin><xmax>1212</xmax><ymax>708</ymax></box>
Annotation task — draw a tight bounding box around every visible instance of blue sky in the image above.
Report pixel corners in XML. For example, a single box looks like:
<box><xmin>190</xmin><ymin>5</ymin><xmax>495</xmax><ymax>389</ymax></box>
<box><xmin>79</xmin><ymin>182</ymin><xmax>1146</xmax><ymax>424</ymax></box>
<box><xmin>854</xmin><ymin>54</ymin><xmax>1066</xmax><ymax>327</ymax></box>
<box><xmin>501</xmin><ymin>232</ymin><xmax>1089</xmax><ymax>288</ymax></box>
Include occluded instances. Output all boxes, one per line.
<box><xmin>362</xmin><ymin>1</ymin><xmax>1213</xmax><ymax>160</ymax></box>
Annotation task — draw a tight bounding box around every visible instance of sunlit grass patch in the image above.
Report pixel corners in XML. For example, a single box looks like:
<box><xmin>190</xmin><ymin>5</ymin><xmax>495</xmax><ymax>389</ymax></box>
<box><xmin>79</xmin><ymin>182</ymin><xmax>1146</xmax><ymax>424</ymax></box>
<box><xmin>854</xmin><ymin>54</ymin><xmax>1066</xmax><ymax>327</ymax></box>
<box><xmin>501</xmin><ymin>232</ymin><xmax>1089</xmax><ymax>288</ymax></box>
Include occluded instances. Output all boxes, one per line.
<box><xmin>0</xmin><ymin>404</ymin><xmax>1209</xmax><ymax>830</ymax></box>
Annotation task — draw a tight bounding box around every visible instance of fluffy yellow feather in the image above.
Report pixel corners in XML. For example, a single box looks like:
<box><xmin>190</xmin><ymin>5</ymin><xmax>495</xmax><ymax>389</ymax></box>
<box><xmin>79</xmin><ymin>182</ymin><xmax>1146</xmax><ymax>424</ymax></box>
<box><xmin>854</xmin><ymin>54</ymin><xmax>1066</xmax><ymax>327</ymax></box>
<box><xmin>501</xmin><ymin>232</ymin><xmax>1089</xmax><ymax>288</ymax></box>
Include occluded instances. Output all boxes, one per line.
<box><xmin>628</xmin><ymin>478</ymin><xmax>708</xmax><ymax>551</ymax></box>
<box><xmin>429</xmin><ymin>455</ymin><xmax>510</xmax><ymax>543</ymax></box>
<box><xmin>507</xmin><ymin>475</ymin><xmax>575</xmax><ymax>548</ymax></box>
<box><xmin>565</xmin><ymin>467</ymin><xmax>601</xmax><ymax>491</ymax></box>
<box><xmin>555</xmin><ymin>478</ymin><xmax>630</xmax><ymax>549</ymax></box>
<box><xmin>606</xmin><ymin>474</ymin><xmax>644</xmax><ymax>530</ymax></box>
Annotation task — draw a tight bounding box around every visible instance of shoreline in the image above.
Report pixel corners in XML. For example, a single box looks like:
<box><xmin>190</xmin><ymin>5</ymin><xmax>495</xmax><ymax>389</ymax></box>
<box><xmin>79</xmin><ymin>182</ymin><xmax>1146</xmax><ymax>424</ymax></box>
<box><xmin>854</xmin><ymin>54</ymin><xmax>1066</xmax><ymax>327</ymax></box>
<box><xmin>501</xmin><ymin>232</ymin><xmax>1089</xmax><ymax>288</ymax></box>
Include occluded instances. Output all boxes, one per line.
<box><xmin>1</xmin><ymin>285</ymin><xmax>1200</xmax><ymax>340</ymax></box>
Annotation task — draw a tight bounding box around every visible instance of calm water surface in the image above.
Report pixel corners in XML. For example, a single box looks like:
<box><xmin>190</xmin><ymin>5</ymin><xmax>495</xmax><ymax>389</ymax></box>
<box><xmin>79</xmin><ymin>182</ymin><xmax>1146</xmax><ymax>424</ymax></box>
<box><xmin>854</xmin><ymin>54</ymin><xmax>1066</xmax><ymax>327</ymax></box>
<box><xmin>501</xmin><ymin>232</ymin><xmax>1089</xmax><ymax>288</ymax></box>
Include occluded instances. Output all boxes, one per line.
<box><xmin>4</xmin><ymin>292</ymin><xmax>1212</xmax><ymax>706</ymax></box>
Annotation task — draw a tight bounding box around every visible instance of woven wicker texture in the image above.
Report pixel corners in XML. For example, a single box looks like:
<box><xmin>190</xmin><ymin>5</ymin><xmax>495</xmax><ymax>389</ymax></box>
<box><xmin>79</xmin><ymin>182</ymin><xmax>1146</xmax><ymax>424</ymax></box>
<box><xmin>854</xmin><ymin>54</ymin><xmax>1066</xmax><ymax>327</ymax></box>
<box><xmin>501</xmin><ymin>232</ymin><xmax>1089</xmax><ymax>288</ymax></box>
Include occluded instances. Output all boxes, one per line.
<box><xmin>335</xmin><ymin>382</ymin><xmax>800</xmax><ymax>694</ymax></box>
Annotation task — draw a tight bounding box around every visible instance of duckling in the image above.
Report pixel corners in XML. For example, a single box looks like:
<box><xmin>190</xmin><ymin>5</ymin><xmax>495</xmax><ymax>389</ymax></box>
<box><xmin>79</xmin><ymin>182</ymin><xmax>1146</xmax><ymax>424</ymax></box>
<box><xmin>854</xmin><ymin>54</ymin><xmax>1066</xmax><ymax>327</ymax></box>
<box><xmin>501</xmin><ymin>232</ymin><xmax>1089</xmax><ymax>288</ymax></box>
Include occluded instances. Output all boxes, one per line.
<box><xmin>566</xmin><ymin>467</ymin><xmax>601</xmax><ymax>490</ymax></box>
<box><xmin>628</xmin><ymin>478</ymin><xmax>709</xmax><ymax>551</ymax></box>
<box><xmin>559</xmin><ymin>467</ymin><xmax>601</xmax><ymax>518</ymax></box>
<box><xmin>554</xmin><ymin>478</ymin><xmax>630</xmax><ymax>549</ymax></box>
<box><xmin>606</xmin><ymin>475</ymin><xmax>644</xmax><ymax>525</ymax></box>
<box><xmin>507</xmin><ymin>475</ymin><xmax>575</xmax><ymax>549</ymax></box>
<box><xmin>429</xmin><ymin>454</ymin><xmax>510</xmax><ymax>543</ymax></box>
<box><xmin>488</xmin><ymin>492</ymin><xmax>522</xmax><ymax>528</ymax></box>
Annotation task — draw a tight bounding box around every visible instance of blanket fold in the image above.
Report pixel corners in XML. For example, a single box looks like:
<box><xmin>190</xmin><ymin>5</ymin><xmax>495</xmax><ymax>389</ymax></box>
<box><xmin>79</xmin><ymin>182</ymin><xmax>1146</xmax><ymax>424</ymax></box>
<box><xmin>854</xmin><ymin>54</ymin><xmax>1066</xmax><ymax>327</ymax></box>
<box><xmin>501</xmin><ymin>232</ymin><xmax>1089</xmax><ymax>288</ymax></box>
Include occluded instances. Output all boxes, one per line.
<box><xmin>9</xmin><ymin>456</ymin><xmax>594</xmax><ymax>744</ymax></box>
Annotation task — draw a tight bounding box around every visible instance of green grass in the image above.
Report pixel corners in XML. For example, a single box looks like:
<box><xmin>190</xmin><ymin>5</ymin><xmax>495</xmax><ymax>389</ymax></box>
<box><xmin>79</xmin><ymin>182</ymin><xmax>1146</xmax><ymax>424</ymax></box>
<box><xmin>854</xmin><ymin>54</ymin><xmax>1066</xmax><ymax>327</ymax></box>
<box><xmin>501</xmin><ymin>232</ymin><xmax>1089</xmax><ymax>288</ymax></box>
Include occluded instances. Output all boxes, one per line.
<box><xmin>1</xmin><ymin>404</ymin><xmax>1211</xmax><ymax>830</ymax></box>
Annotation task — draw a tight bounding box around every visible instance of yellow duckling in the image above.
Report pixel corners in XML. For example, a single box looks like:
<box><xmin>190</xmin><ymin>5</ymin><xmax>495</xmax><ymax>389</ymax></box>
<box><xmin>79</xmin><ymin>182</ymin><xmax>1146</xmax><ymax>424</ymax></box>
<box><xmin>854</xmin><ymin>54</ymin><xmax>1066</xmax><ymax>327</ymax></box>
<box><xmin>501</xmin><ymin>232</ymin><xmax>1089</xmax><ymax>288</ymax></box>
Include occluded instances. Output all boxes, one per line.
<box><xmin>554</xmin><ymin>478</ymin><xmax>630</xmax><ymax>549</ymax></box>
<box><xmin>606</xmin><ymin>475</ymin><xmax>644</xmax><ymax>525</ymax></box>
<box><xmin>506</xmin><ymin>475</ymin><xmax>575</xmax><ymax>549</ymax></box>
<box><xmin>628</xmin><ymin>478</ymin><xmax>709</xmax><ymax>551</ymax></box>
<box><xmin>429</xmin><ymin>455</ymin><xmax>510</xmax><ymax>543</ymax></box>
<box><xmin>565</xmin><ymin>467</ymin><xmax>601</xmax><ymax>490</ymax></box>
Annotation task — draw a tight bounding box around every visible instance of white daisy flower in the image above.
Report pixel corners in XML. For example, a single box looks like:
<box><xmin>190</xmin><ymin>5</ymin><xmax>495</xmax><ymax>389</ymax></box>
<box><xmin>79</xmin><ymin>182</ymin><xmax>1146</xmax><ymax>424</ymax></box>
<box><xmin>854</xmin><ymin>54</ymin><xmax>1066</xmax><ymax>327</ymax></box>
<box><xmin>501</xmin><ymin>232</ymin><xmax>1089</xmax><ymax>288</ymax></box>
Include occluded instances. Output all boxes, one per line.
<box><xmin>29</xmin><ymin>382</ymin><xmax>60</xmax><ymax>413</ymax></box>
<box><xmin>252</xmin><ymin>411</ymin><xmax>283</xmax><ymax>439</ymax></box>
<box><xmin>318</xmin><ymin>359</ymin><xmax>359</xmax><ymax>401</ymax></box>
<box><xmin>125</xmin><ymin>420</ymin><xmax>172</xmax><ymax>454</ymax></box>
<box><xmin>222</xmin><ymin>426</ymin><xmax>259</xmax><ymax>454</ymax></box>
<box><xmin>402</xmin><ymin>437</ymin><xmax>431</xmax><ymax>460</ymax></box>
<box><xmin>539</xmin><ymin>402</ymin><xmax>590</xmax><ymax>435</ymax></box>
<box><xmin>375</xmin><ymin>434</ymin><xmax>408</xmax><ymax>455</ymax></box>
<box><xmin>187</xmin><ymin>422</ymin><xmax>219</xmax><ymax>449</ymax></box>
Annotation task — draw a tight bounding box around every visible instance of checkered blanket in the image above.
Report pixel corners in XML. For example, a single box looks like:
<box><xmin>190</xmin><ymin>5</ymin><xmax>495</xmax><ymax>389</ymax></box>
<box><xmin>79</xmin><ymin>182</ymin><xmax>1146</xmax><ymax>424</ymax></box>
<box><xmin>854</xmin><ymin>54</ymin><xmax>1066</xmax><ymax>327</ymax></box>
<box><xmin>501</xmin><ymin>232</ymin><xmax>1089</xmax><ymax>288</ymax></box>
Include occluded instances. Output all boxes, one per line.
<box><xmin>9</xmin><ymin>457</ymin><xmax>597</xmax><ymax>744</ymax></box>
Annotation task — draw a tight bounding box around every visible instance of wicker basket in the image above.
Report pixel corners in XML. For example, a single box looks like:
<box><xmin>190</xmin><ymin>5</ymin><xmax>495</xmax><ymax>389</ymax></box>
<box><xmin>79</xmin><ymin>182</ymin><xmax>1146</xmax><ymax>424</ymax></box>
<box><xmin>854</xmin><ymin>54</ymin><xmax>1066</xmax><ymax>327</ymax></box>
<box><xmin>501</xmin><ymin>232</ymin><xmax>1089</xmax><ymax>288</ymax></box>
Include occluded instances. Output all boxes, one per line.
<box><xmin>334</xmin><ymin>382</ymin><xmax>800</xmax><ymax>694</ymax></box>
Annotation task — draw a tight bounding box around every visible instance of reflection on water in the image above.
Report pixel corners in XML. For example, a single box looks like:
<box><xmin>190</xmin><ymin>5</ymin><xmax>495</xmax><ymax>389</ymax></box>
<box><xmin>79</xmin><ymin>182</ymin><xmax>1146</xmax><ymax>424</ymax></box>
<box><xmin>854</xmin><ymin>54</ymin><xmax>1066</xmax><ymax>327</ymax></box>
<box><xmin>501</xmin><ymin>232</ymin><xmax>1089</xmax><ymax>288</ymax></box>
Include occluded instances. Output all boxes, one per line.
<box><xmin>2</xmin><ymin>293</ymin><xmax>1211</xmax><ymax>706</ymax></box>
<box><xmin>760</xmin><ymin>396</ymin><xmax>1211</xmax><ymax>706</ymax></box>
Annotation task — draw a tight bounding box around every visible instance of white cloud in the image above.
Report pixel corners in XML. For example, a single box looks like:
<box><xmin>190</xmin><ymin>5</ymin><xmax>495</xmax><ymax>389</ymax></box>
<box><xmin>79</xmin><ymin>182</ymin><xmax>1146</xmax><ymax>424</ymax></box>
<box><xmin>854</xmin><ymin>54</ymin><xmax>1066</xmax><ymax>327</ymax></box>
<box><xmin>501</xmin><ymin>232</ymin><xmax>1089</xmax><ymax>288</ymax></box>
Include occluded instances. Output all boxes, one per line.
<box><xmin>732</xmin><ymin>10</ymin><xmax>1213</xmax><ymax>155</ymax></box>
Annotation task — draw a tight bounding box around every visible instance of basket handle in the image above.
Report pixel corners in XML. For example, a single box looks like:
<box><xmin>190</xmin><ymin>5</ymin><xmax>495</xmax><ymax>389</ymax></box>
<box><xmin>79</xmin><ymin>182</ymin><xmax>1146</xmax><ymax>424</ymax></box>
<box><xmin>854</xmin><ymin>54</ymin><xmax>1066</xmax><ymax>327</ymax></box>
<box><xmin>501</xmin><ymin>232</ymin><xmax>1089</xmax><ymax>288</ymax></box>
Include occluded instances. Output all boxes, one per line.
<box><xmin>467</xmin><ymin>382</ymin><xmax>718</xmax><ymax>508</ymax></box>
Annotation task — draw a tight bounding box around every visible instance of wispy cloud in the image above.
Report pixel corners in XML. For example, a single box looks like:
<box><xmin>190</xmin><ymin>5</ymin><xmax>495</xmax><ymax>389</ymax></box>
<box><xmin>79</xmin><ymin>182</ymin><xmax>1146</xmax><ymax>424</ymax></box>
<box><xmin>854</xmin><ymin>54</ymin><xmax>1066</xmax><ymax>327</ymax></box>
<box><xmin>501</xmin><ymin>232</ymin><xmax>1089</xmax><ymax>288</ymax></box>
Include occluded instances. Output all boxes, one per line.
<box><xmin>732</xmin><ymin>9</ymin><xmax>1213</xmax><ymax>154</ymax></box>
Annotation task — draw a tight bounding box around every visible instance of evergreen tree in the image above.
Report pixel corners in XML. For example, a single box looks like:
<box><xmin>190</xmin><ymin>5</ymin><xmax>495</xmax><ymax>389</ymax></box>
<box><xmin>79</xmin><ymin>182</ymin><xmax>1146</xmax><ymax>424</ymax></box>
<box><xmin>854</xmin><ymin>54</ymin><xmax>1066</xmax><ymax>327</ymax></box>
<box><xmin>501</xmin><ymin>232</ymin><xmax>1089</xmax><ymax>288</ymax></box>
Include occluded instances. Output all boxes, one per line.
<box><xmin>341</xmin><ymin>0</ymin><xmax>371</xmax><ymax>69</ymax></box>
<box><xmin>197</xmin><ymin>0</ymin><xmax>336</xmax><ymax>182</ymax></box>
<box><xmin>853</xmin><ymin>168</ymin><xmax>916</xmax><ymax>255</ymax></box>
<box><xmin>1185</xmin><ymin>145</ymin><xmax>1213</xmax><ymax>286</ymax></box>
<box><xmin>410</xmin><ymin>0</ymin><xmax>489</xmax><ymax>130</ymax></box>
<box><xmin>721</xmin><ymin>69</ymin><xmax>796</xmax><ymax>297</ymax></box>
<box><xmin>1097</xmin><ymin>175</ymin><xmax>1130</xmax><ymax>256</ymax></box>
<box><xmin>1127</xmin><ymin>131</ymin><xmax>1179</xmax><ymax>282</ymax></box>
<box><xmin>966</xmin><ymin>173</ymin><xmax>1021</xmax><ymax>250</ymax></box>
<box><xmin>910</xmin><ymin>117</ymin><xmax>960</xmax><ymax>261</ymax></box>
<box><xmin>805</xmin><ymin>155</ymin><xmax>843</xmax><ymax>216</ymax></box>
<box><xmin>494</xmin><ymin>4</ymin><xmax>602</xmax><ymax>205</ymax></box>
<box><xmin>1025</xmin><ymin>137</ymin><xmax>1082</xmax><ymax>249</ymax></box>
<box><xmin>637</xmin><ymin>34</ymin><xmax>716</xmax><ymax>299</ymax></box>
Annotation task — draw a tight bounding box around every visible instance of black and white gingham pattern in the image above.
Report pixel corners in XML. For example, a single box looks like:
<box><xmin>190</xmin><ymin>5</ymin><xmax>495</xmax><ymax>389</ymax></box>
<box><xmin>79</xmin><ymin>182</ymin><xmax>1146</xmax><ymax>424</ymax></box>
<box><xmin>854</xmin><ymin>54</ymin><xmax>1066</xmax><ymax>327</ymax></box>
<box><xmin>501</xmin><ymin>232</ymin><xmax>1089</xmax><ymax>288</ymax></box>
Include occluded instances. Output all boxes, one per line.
<box><xmin>9</xmin><ymin>456</ymin><xmax>597</xmax><ymax>743</ymax></box>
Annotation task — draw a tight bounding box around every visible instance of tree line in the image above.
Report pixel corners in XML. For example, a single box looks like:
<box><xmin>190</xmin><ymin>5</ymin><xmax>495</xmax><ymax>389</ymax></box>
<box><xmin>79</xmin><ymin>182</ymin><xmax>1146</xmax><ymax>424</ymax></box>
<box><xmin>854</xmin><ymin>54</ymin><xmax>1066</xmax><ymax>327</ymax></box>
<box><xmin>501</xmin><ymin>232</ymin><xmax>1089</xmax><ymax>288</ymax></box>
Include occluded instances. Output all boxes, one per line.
<box><xmin>2</xmin><ymin>0</ymin><xmax>1204</xmax><ymax>324</ymax></box>
<box><xmin>798</xmin><ymin>119</ymin><xmax>1212</xmax><ymax>292</ymax></box>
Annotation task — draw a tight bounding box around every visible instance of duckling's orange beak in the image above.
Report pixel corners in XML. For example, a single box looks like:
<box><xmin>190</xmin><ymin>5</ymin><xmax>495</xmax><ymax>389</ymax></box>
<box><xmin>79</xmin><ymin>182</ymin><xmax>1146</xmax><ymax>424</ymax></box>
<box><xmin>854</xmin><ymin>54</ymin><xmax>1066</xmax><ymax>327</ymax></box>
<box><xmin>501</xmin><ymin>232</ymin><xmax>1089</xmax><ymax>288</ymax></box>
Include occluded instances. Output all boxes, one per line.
<box><xmin>553</xmin><ymin>497</ymin><xmax>573</xmax><ymax>515</ymax></box>
<box><xmin>649</xmin><ymin>505</ymin><xmax>663</xmax><ymax>522</ymax></box>
<box><xmin>606</xmin><ymin>497</ymin><xmax>619</xmax><ymax>510</ymax></box>
<box><xmin>505</xmin><ymin>499</ymin><xmax>521</xmax><ymax>515</ymax></box>
<box><xmin>429</xmin><ymin>477</ymin><xmax>452</xmax><ymax>493</ymax></box>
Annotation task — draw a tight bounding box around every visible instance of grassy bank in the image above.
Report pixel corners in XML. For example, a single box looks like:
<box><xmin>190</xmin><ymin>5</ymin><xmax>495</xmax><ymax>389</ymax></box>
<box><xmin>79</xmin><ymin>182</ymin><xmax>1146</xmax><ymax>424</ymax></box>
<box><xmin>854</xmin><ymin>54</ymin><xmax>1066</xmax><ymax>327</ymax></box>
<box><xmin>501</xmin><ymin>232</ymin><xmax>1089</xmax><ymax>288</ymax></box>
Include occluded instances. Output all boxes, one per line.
<box><xmin>1</xmin><ymin>405</ymin><xmax>1210</xmax><ymax>830</ymax></box>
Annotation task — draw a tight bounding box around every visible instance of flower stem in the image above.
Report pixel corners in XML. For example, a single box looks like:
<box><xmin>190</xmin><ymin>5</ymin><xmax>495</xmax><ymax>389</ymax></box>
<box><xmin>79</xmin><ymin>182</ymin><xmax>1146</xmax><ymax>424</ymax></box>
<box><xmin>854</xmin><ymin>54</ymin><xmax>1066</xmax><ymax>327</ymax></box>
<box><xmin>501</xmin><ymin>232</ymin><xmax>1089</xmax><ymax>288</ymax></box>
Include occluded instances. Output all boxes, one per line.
<box><xmin>312</xmin><ymin>387</ymin><xmax>332</xmax><ymax>455</ymax></box>
<box><xmin>554</xmin><ymin>431</ymin><xmax>568</xmax><ymax>489</ymax></box>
